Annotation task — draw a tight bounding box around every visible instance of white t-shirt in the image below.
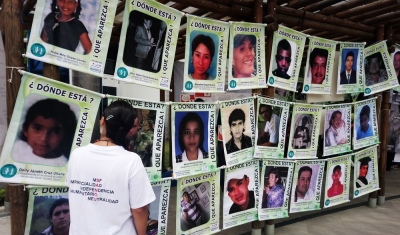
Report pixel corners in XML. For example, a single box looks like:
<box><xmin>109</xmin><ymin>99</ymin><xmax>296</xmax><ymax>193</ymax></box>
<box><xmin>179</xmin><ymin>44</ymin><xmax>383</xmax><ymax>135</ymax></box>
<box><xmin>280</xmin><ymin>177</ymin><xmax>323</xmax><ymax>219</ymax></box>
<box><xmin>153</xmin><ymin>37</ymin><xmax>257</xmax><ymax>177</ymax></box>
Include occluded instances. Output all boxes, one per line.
<box><xmin>66</xmin><ymin>144</ymin><xmax>155</xmax><ymax>235</ymax></box>
<box><xmin>264</xmin><ymin>113</ymin><xmax>280</xmax><ymax>144</ymax></box>
<box><xmin>12</xmin><ymin>140</ymin><xmax>68</xmax><ymax>166</ymax></box>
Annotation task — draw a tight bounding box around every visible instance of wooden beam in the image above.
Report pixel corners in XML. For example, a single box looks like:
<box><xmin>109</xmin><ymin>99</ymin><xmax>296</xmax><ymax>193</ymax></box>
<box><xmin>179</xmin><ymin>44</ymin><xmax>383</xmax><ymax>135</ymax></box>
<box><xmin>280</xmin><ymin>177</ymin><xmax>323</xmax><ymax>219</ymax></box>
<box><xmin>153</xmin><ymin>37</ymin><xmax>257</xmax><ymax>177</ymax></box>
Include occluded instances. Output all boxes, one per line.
<box><xmin>170</xmin><ymin>3</ymin><xmax>190</xmax><ymax>11</ymax></box>
<box><xmin>318</xmin><ymin>0</ymin><xmax>375</xmax><ymax>16</ymax></box>
<box><xmin>276</xmin><ymin>0</ymin><xmax>290</xmax><ymax>5</ymax></box>
<box><xmin>275</xmin><ymin>14</ymin><xmax>376</xmax><ymax>39</ymax></box>
<box><xmin>347</xmin><ymin>4</ymin><xmax>400</xmax><ymax>23</ymax></box>
<box><xmin>287</xmin><ymin>0</ymin><xmax>315</xmax><ymax>9</ymax></box>
<box><xmin>334</xmin><ymin>0</ymin><xmax>398</xmax><ymax>19</ymax></box>
<box><xmin>22</xmin><ymin>0</ymin><xmax>36</xmax><ymax>14</ymax></box>
<box><xmin>276</xmin><ymin>6</ymin><xmax>376</xmax><ymax>33</ymax></box>
<box><xmin>362</xmin><ymin>11</ymin><xmax>400</xmax><ymax>26</ymax></box>
<box><xmin>116</xmin><ymin>0</ymin><xmax>126</xmax><ymax>15</ymax></box>
<box><xmin>302</xmin><ymin>0</ymin><xmax>344</xmax><ymax>13</ymax></box>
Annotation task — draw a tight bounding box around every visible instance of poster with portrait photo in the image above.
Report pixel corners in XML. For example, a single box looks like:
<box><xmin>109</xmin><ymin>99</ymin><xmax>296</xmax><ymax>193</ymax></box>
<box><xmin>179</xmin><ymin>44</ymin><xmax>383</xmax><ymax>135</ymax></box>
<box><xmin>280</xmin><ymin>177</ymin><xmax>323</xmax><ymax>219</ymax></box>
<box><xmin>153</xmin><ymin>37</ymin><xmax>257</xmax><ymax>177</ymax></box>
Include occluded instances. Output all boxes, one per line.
<box><xmin>220</xmin><ymin>97</ymin><xmax>255</xmax><ymax>167</ymax></box>
<box><xmin>287</xmin><ymin>104</ymin><xmax>322</xmax><ymax>159</ymax></box>
<box><xmin>0</xmin><ymin>72</ymin><xmax>102</xmax><ymax>186</ymax></box>
<box><xmin>353</xmin><ymin>98</ymin><xmax>379</xmax><ymax>150</ymax></box>
<box><xmin>387</xmin><ymin>92</ymin><xmax>400</xmax><ymax>154</ymax></box>
<box><xmin>258</xmin><ymin>160</ymin><xmax>294</xmax><ymax>220</ymax></box>
<box><xmin>227</xmin><ymin>22</ymin><xmax>266</xmax><ymax>90</ymax></box>
<box><xmin>183</xmin><ymin>15</ymin><xmax>229</xmax><ymax>93</ymax></box>
<box><xmin>290</xmin><ymin>160</ymin><xmax>325</xmax><ymax>213</ymax></box>
<box><xmin>176</xmin><ymin>171</ymin><xmax>220</xmax><ymax>235</ymax></box>
<box><xmin>302</xmin><ymin>37</ymin><xmax>337</xmax><ymax>94</ymax></box>
<box><xmin>353</xmin><ymin>145</ymin><xmax>379</xmax><ymax>198</ymax></box>
<box><xmin>148</xmin><ymin>179</ymin><xmax>171</xmax><ymax>235</ymax></box>
<box><xmin>114</xmin><ymin>0</ymin><xmax>182</xmax><ymax>90</ymax></box>
<box><xmin>24</xmin><ymin>186</ymin><xmax>69</xmax><ymax>235</ymax></box>
<box><xmin>223</xmin><ymin>160</ymin><xmax>259</xmax><ymax>229</ymax></box>
<box><xmin>391</xmin><ymin>44</ymin><xmax>400</xmax><ymax>92</ymax></box>
<box><xmin>336</xmin><ymin>42</ymin><xmax>365</xmax><ymax>94</ymax></box>
<box><xmin>107</xmin><ymin>96</ymin><xmax>166</xmax><ymax>183</ymax></box>
<box><xmin>267</xmin><ymin>25</ymin><xmax>306</xmax><ymax>92</ymax></box>
<box><xmin>171</xmin><ymin>102</ymin><xmax>217</xmax><ymax>178</ymax></box>
<box><xmin>26</xmin><ymin>0</ymin><xmax>116</xmax><ymax>76</ymax></box>
<box><xmin>254</xmin><ymin>97</ymin><xmax>289</xmax><ymax>159</ymax></box>
<box><xmin>323</xmin><ymin>104</ymin><xmax>352</xmax><ymax>156</ymax></box>
<box><xmin>323</xmin><ymin>154</ymin><xmax>351</xmax><ymax>208</ymax></box>
<box><xmin>364</xmin><ymin>41</ymin><xmax>399</xmax><ymax>95</ymax></box>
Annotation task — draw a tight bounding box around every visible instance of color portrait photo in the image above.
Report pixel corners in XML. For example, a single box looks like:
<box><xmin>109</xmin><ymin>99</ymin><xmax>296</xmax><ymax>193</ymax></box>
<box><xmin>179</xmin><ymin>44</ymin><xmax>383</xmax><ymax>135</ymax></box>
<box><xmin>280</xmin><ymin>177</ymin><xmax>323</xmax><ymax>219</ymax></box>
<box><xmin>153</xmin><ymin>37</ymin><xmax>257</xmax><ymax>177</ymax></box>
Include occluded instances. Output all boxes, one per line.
<box><xmin>355</xmin><ymin>104</ymin><xmax>374</xmax><ymax>141</ymax></box>
<box><xmin>180</xmin><ymin>182</ymin><xmax>210</xmax><ymax>231</ymax></box>
<box><xmin>12</xmin><ymin>94</ymin><xmax>79</xmax><ymax>167</ymax></box>
<box><xmin>40</xmin><ymin>0</ymin><xmax>100</xmax><ymax>55</ymax></box>
<box><xmin>271</xmin><ymin>39</ymin><xmax>296</xmax><ymax>80</ymax></box>
<box><xmin>392</xmin><ymin>47</ymin><xmax>400</xmax><ymax>85</ymax></box>
<box><xmin>291</xmin><ymin>114</ymin><xmax>314</xmax><ymax>149</ymax></box>
<box><xmin>326</xmin><ymin>164</ymin><xmax>345</xmax><ymax>198</ymax></box>
<box><xmin>339</xmin><ymin>49</ymin><xmax>359</xmax><ymax>85</ymax></box>
<box><xmin>261</xmin><ymin>166</ymin><xmax>288</xmax><ymax>208</ymax></box>
<box><xmin>123</xmin><ymin>11</ymin><xmax>167</xmax><ymax>73</ymax></box>
<box><xmin>257</xmin><ymin>104</ymin><xmax>282</xmax><ymax>148</ymax></box>
<box><xmin>232</xmin><ymin>34</ymin><xmax>257</xmax><ymax>79</ymax></box>
<box><xmin>324</xmin><ymin>109</ymin><xmax>348</xmax><ymax>147</ymax></box>
<box><xmin>187</xmin><ymin>31</ymin><xmax>219</xmax><ymax>80</ymax></box>
<box><xmin>364</xmin><ymin>52</ymin><xmax>388</xmax><ymax>86</ymax></box>
<box><xmin>355</xmin><ymin>157</ymin><xmax>373</xmax><ymax>188</ymax></box>
<box><xmin>307</xmin><ymin>48</ymin><xmax>329</xmax><ymax>85</ymax></box>
<box><xmin>291</xmin><ymin>164</ymin><xmax>319</xmax><ymax>203</ymax></box>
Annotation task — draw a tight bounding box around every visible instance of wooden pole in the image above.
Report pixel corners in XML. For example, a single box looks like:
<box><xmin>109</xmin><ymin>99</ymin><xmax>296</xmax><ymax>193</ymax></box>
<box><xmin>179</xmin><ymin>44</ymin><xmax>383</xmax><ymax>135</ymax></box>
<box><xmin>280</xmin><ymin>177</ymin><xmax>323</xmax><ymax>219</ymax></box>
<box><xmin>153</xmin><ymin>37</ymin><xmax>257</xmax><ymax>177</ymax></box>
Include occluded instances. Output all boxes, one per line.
<box><xmin>378</xmin><ymin>90</ymin><xmax>390</xmax><ymax>205</ymax></box>
<box><xmin>318</xmin><ymin>0</ymin><xmax>376</xmax><ymax>16</ymax></box>
<box><xmin>9</xmin><ymin>184</ymin><xmax>28</xmax><ymax>235</ymax></box>
<box><xmin>347</xmin><ymin>4</ymin><xmax>400</xmax><ymax>23</ymax></box>
<box><xmin>302</xmin><ymin>0</ymin><xmax>344</xmax><ymax>13</ymax></box>
<box><xmin>334</xmin><ymin>0</ymin><xmax>398</xmax><ymax>19</ymax></box>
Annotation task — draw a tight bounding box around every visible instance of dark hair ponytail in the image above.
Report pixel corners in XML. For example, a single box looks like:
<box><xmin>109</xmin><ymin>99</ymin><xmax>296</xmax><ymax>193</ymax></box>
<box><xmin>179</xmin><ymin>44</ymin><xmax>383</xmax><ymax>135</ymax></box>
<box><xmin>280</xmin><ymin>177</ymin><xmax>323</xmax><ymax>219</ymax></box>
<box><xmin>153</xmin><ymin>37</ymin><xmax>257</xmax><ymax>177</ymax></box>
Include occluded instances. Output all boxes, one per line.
<box><xmin>103</xmin><ymin>100</ymin><xmax>135</xmax><ymax>148</ymax></box>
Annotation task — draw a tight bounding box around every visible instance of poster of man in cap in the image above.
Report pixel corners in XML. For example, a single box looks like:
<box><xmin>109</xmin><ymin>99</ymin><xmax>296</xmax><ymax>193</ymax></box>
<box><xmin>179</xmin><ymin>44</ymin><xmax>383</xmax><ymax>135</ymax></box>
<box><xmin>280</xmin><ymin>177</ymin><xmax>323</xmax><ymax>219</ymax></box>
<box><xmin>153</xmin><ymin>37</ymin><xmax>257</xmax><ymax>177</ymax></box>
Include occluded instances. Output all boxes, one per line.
<box><xmin>353</xmin><ymin>145</ymin><xmax>379</xmax><ymax>198</ymax></box>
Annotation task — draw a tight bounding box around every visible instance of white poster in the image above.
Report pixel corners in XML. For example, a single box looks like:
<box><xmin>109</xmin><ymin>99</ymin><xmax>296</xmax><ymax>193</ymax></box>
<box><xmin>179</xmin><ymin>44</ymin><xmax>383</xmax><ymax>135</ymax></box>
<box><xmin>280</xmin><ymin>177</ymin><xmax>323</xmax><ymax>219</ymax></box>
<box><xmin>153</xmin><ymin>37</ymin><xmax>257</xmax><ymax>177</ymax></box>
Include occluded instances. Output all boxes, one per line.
<box><xmin>0</xmin><ymin>30</ymin><xmax>7</xmax><ymax>153</ymax></box>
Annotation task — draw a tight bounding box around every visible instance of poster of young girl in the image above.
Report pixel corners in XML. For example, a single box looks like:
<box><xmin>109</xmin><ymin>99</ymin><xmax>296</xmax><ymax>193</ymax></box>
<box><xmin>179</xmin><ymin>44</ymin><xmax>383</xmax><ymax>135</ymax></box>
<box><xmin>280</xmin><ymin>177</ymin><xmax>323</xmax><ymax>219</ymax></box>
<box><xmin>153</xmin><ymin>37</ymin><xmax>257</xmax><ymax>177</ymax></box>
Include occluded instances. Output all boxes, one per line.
<box><xmin>26</xmin><ymin>0</ymin><xmax>117</xmax><ymax>76</ymax></box>
<box><xmin>0</xmin><ymin>72</ymin><xmax>102</xmax><ymax>186</ymax></box>
<box><xmin>227</xmin><ymin>22</ymin><xmax>266</xmax><ymax>90</ymax></box>
<box><xmin>114</xmin><ymin>0</ymin><xmax>182</xmax><ymax>90</ymax></box>
<box><xmin>183</xmin><ymin>15</ymin><xmax>229</xmax><ymax>93</ymax></box>
<box><xmin>258</xmin><ymin>160</ymin><xmax>294</xmax><ymax>220</ymax></box>
<box><xmin>254</xmin><ymin>97</ymin><xmax>290</xmax><ymax>159</ymax></box>
<box><xmin>107</xmin><ymin>96</ymin><xmax>166</xmax><ymax>183</ymax></box>
<box><xmin>176</xmin><ymin>171</ymin><xmax>220</xmax><ymax>235</ymax></box>
<box><xmin>220</xmin><ymin>97</ymin><xmax>255</xmax><ymax>167</ymax></box>
<box><xmin>171</xmin><ymin>102</ymin><xmax>217</xmax><ymax>178</ymax></box>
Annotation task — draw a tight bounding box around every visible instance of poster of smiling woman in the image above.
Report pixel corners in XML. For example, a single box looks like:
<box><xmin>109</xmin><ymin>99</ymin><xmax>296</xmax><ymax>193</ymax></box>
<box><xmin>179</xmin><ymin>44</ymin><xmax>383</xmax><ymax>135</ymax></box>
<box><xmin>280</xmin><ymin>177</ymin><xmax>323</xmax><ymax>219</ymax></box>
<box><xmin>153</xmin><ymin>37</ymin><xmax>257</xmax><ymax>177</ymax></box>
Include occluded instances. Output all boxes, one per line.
<box><xmin>364</xmin><ymin>41</ymin><xmax>399</xmax><ymax>95</ymax></box>
<box><xmin>302</xmin><ymin>37</ymin><xmax>337</xmax><ymax>94</ymax></box>
<box><xmin>26</xmin><ymin>0</ymin><xmax>117</xmax><ymax>76</ymax></box>
<box><xmin>254</xmin><ymin>97</ymin><xmax>290</xmax><ymax>159</ymax></box>
<box><xmin>336</xmin><ymin>42</ymin><xmax>365</xmax><ymax>94</ymax></box>
<box><xmin>258</xmin><ymin>160</ymin><xmax>294</xmax><ymax>220</ymax></box>
<box><xmin>323</xmin><ymin>154</ymin><xmax>351</xmax><ymax>208</ymax></box>
<box><xmin>353</xmin><ymin>145</ymin><xmax>379</xmax><ymax>198</ymax></box>
<box><xmin>107</xmin><ymin>96</ymin><xmax>166</xmax><ymax>183</ymax></box>
<box><xmin>0</xmin><ymin>72</ymin><xmax>102</xmax><ymax>186</ymax></box>
<box><xmin>290</xmin><ymin>159</ymin><xmax>325</xmax><ymax>213</ymax></box>
<box><xmin>287</xmin><ymin>103</ymin><xmax>322</xmax><ymax>159</ymax></box>
<box><xmin>114</xmin><ymin>0</ymin><xmax>182</xmax><ymax>90</ymax></box>
<box><xmin>220</xmin><ymin>97</ymin><xmax>255</xmax><ymax>166</ymax></box>
<box><xmin>24</xmin><ymin>186</ymin><xmax>69</xmax><ymax>235</ymax></box>
<box><xmin>183</xmin><ymin>15</ymin><xmax>229</xmax><ymax>93</ymax></box>
<box><xmin>171</xmin><ymin>102</ymin><xmax>217</xmax><ymax>178</ymax></box>
<box><xmin>323</xmin><ymin>104</ymin><xmax>352</xmax><ymax>156</ymax></box>
<box><xmin>227</xmin><ymin>22</ymin><xmax>266</xmax><ymax>90</ymax></box>
<box><xmin>353</xmin><ymin>97</ymin><xmax>379</xmax><ymax>150</ymax></box>
<box><xmin>267</xmin><ymin>25</ymin><xmax>306</xmax><ymax>92</ymax></box>
<box><xmin>176</xmin><ymin>171</ymin><xmax>220</xmax><ymax>235</ymax></box>
<box><xmin>223</xmin><ymin>160</ymin><xmax>259</xmax><ymax>229</ymax></box>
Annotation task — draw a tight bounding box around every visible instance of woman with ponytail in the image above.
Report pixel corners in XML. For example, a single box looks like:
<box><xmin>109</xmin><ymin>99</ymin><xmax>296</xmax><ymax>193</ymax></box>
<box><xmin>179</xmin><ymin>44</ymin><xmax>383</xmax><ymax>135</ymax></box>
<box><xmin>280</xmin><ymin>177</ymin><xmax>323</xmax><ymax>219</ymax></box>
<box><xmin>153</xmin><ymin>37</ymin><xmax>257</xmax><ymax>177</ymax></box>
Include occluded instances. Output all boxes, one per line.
<box><xmin>67</xmin><ymin>100</ymin><xmax>155</xmax><ymax>235</ymax></box>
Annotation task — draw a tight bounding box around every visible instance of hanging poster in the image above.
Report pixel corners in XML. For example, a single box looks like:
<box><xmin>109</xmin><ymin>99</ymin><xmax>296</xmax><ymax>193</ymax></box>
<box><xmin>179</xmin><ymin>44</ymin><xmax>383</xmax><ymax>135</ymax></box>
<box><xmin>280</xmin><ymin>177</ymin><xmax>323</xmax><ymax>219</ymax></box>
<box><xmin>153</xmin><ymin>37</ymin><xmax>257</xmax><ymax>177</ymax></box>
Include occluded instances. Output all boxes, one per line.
<box><xmin>227</xmin><ymin>22</ymin><xmax>266</xmax><ymax>90</ymax></box>
<box><xmin>25</xmin><ymin>0</ymin><xmax>117</xmax><ymax>76</ymax></box>
<box><xmin>254</xmin><ymin>97</ymin><xmax>289</xmax><ymax>159</ymax></box>
<box><xmin>0</xmin><ymin>72</ymin><xmax>102</xmax><ymax>186</ymax></box>
<box><xmin>176</xmin><ymin>171</ymin><xmax>220</xmax><ymax>235</ymax></box>
<box><xmin>290</xmin><ymin>159</ymin><xmax>325</xmax><ymax>213</ymax></box>
<box><xmin>323</xmin><ymin>154</ymin><xmax>351</xmax><ymax>208</ymax></box>
<box><xmin>148</xmin><ymin>179</ymin><xmax>171</xmax><ymax>235</ymax></box>
<box><xmin>353</xmin><ymin>145</ymin><xmax>379</xmax><ymax>198</ymax></box>
<box><xmin>353</xmin><ymin>98</ymin><xmax>379</xmax><ymax>150</ymax></box>
<box><xmin>182</xmin><ymin>15</ymin><xmax>229</xmax><ymax>93</ymax></box>
<box><xmin>24</xmin><ymin>186</ymin><xmax>69</xmax><ymax>235</ymax></box>
<box><xmin>391</xmin><ymin>44</ymin><xmax>400</xmax><ymax>92</ymax></box>
<box><xmin>223</xmin><ymin>160</ymin><xmax>259</xmax><ymax>229</ymax></box>
<box><xmin>287</xmin><ymin>104</ymin><xmax>322</xmax><ymax>159</ymax></box>
<box><xmin>336</xmin><ymin>42</ymin><xmax>365</xmax><ymax>94</ymax></box>
<box><xmin>114</xmin><ymin>0</ymin><xmax>182</xmax><ymax>90</ymax></box>
<box><xmin>323</xmin><ymin>103</ymin><xmax>352</xmax><ymax>156</ymax></box>
<box><xmin>258</xmin><ymin>160</ymin><xmax>294</xmax><ymax>220</ymax></box>
<box><xmin>364</xmin><ymin>41</ymin><xmax>399</xmax><ymax>95</ymax></box>
<box><xmin>388</xmin><ymin>92</ymin><xmax>400</xmax><ymax>153</ymax></box>
<box><xmin>0</xmin><ymin>29</ymin><xmax>6</xmax><ymax>153</ymax></box>
<box><xmin>171</xmin><ymin>102</ymin><xmax>217</xmax><ymax>178</ymax></box>
<box><xmin>267</xmin><ymin>25</ymin><xmax>306</xmax><ymax>92</ymax></box>
<box><xmin>220</xmin><ymin>97</ymin><xmax>255</xmax><ymax>166</ymax></box>
<box><xmin>107</xmin><ymin>96</ymin><xmax>166</xmax><ymax>182</ymax></box>
<box><xmin>302</xmin><ymin>37</ymin><xmax>337</xmax><ymax>94</ymax></box>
